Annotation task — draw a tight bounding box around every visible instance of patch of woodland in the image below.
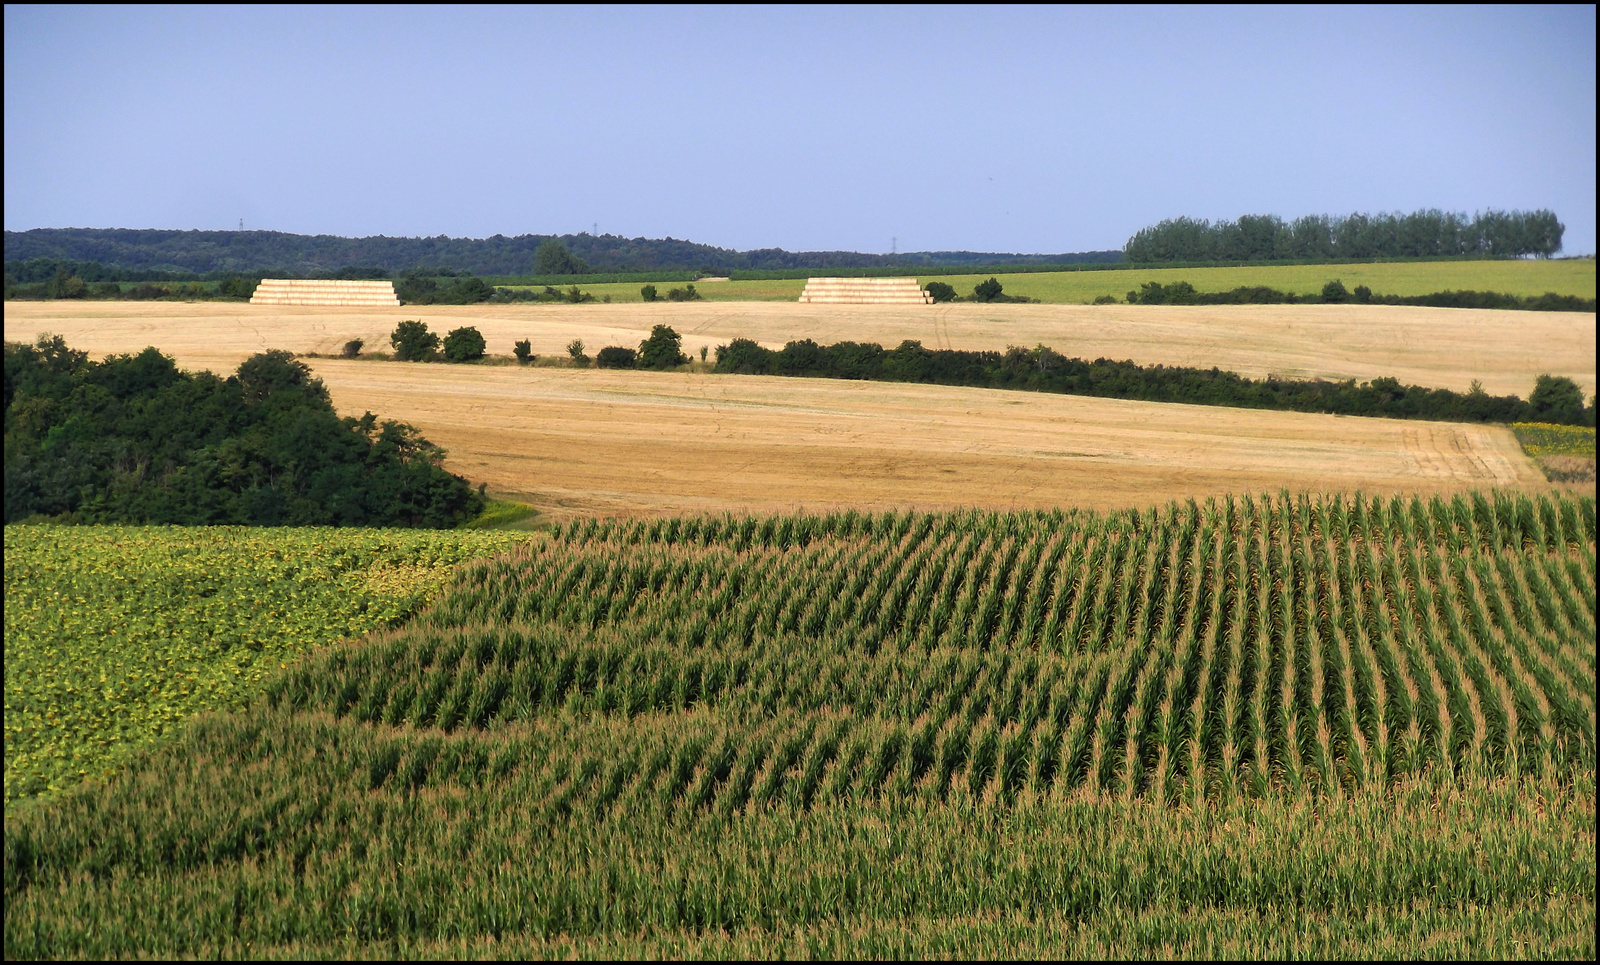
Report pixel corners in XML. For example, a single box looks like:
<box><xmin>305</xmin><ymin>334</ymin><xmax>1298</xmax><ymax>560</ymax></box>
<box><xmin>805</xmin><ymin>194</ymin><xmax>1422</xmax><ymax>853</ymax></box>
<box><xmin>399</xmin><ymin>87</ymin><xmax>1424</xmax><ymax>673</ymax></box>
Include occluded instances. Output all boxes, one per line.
<box><xmin>3</xmin><ymin>335</ymin><xmax>484</xmax><ymax>527</ymax></box>
<box><xmin>1123</xmin><ymin>209</ymin><xmax>1566</xmax><ymax>261</ymax></box>
<box><xmin>712</xmin><ymin>338</ymin><xmax>1596</xmax><ymax>427</ymax></box>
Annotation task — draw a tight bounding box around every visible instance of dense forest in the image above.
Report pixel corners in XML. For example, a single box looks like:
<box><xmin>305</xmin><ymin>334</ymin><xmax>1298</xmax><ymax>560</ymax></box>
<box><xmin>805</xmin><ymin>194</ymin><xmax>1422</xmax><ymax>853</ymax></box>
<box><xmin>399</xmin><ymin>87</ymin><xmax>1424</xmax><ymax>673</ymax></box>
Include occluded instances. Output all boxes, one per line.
<box><xmin>713</xmin><ymin>338</ymin><xmax>1596</xmax><ymax>427</ymax></box>
<box><xmin>4</xmin><ymin>336</ymin><xmax>484</xmax><ymax>526</ymax></box>
<box><xmin>2</xmin><ymin>228</ymin><xmax>1119</xmax><ymax>278</ymax></box>
<box><xmin>1123</xmin><ymin>209</ymin><xmax>1565</xmax><ymax>262</ymax></box>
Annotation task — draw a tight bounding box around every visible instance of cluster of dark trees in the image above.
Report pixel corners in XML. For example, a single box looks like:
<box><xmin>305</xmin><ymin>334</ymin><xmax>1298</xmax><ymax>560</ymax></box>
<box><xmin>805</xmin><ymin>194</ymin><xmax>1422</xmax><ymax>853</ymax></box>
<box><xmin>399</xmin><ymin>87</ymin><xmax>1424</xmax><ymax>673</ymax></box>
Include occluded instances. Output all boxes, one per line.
<box><xmin>712</xmin><ymin>338</ymin><xmax>1595</xmax><ymax>427</ymax></box>
<box><xmin>382</xmin><ymin>321</ymin><xmax>489</xmax><ymax>363</ymax></box>
<box><xmin>595</xmin><ymin>326</ymin><xmax>692</xmax><ymax>370</ymax></box>
<box><xmin>4</xmin><ymin>336</ymin><xmax>484</xmax><ymax>526</ymax></box>
<box><xmin>1124</xmin><ymin>210</ymin><xmax>1566</xmax><ymax>262</ymax></box>
<box><xmin>923</xmin><ymin>278</ymin><xmax>1036</xmax><ymax>303</ymax></box>
<box><xmin>1124</xmin><ymin>279</ymin><xmax>1596</xmax><ymax>312</ymax></box>
<box><xmin>639</xmin><ymin>283</ymin><xmax>702</xmax><ymax>302</ymax></box>
<box><xmin>4</xmin><ymin>228</ymin><xmax>1121</xmax><ymax>277</ymax></box>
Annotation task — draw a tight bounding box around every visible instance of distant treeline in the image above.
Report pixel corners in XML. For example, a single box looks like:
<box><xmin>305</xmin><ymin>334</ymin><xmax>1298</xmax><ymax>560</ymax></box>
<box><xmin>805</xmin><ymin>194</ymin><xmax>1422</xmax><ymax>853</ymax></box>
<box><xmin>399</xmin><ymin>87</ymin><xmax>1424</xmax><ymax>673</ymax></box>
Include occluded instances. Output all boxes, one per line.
<box><xmin>728</xmin><ymin>262</ymin><xmax>1120</xmax><ymax>280</ymax></box>
<box><xmin>4</xmin><ymin>337</ymin><xmax>484</xmax><ymax>527</ymax></box>
<box><xmin>3</xmin><ymin>228</ymin><xmax>1122</xmax><ymax>276</ymax></box>
<box><xmin>712</xmin><ymin>338</ymin><xmax>1595</xmax><ymax>427</ymax></box>
<box><xmin>1124</xmin><ymin>279</ymin><xmax>1596</xmax><ymax>312</ymax></box>
<box><xmin>1124</xmin><ymin>209</ymin><xmax>1565</xmax><ymax>263</ymax></box>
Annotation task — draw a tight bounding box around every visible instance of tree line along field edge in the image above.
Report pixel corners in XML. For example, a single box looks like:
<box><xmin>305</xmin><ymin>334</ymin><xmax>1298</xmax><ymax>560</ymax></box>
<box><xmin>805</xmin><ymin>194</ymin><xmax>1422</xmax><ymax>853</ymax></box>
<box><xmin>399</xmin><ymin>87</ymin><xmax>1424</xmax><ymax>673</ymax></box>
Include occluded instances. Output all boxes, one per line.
<box><xmin>4</xmin><ymin>488</ymin><xmax>1595</xmax><ymax>958</ymax></box>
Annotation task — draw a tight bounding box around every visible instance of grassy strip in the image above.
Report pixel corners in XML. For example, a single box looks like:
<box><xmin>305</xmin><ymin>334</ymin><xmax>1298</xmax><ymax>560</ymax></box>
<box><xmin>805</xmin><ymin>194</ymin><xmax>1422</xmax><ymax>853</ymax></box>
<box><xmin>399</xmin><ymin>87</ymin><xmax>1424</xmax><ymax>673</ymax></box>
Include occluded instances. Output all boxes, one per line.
<box><xmin>2</xmin><ymin>525</ymin><xmax>530</xmax><ymax>808</ymax></box>
<box><xmin>461</xmin><ymin>497</ymin><xmax>543</xmax><ymax>531</ymax></box>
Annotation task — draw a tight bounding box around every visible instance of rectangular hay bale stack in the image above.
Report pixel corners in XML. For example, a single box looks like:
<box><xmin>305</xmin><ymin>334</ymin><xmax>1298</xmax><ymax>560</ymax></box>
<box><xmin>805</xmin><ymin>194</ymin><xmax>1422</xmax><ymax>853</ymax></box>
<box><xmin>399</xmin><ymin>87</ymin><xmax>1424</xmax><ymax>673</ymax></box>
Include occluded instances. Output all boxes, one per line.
<box><xmin>250</xmin><ymin>279</ymin><xmax>401</xmax><ymax>307</ymax></box>
<box><xmin>798</xmin><ymin>277</ymin><xmax>932</xmax><ymax>304</ymax></box>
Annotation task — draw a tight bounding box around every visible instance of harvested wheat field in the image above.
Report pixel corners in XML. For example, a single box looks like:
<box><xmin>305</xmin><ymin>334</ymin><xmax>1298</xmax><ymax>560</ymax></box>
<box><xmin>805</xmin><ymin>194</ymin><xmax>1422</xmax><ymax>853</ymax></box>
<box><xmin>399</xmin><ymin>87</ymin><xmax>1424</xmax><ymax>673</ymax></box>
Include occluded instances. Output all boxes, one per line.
<box><xmin>294</xmin><ymin>361</ymin><xmax>1544</xmax><ymax>521</ymax></box>
<box><xmin>6</xmin><ymin>299</ymin><xmax>1593</xmax><ymax>398</ymax></box>
<box><xmin>3</xmin><ymin>301</ymin><xmax>1569</xmax><ymax>519</ymax></box>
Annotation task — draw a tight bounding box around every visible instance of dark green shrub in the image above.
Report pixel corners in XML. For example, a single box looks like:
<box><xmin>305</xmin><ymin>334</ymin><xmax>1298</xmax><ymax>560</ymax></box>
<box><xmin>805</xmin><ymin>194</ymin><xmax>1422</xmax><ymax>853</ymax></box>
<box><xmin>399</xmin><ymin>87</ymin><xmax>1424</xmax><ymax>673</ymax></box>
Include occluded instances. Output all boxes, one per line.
<box><xmin>1092</xmin><ymin>294</ymin><xmax>1119</xmax><ymax>305</ymax></box>
<box><xmin>714</xmin><ymin>338</ymin><xmax>776</xmax><ymax>375</ymax></box>
<box><xmin>924</xmin><ymin>281</ymin><xmax>956</xmax><ymax>303</ymax></box>
<box><xmin>1321</xmin><ymin>279</ymin><xmax>1350</xmax><ymax>304</ymax></box>
<box><xmin>341</xmin><ymin>339</ymin><xmax>364</xmax><ymax>359</ymax></box>
<box><xmin>443</xmin><ymin>327</ymin><xmax>487</xmax><ymax>363</ymax></box>
<box><xmin>1529</xmin><ymin>375</ymin><xmax>1587</xmax><ymax>425</ymax></box>
<box><xmin>666</xmin><ymin>284</ymin><xmax>702</xmax><ymax>301</ymax></box>
<box><xmin>972</xmin><ymin>278</ymin><xmax>1003</xmax><ymax>303</ymax></box>
<box><xmin>513</xmin><ymin>339</ymin><xmax>533</xmax><ymax>364</ymax></box>
<box><xmin>567</xmin><ymin>339</ymin><xmax>589</xmax><ymax>367</ymax></box>
<box><xmin>596</xmin><ymin>346</ymin><xmax>637</xmax><ymax>369</ymax></box>
<box><xmin>641</xmin><ymin>284</ymin><xmax>658</xmax><ymax>302</ymax></box>
<box><xmin>390</xmin><ymin>320</ymin><xmax>439</xmax><ymax>361</ymax></box>
<box><xmin>637</xmin><ymin>324</ymin><xmax>689</xmax><ymax>370</ymax></box>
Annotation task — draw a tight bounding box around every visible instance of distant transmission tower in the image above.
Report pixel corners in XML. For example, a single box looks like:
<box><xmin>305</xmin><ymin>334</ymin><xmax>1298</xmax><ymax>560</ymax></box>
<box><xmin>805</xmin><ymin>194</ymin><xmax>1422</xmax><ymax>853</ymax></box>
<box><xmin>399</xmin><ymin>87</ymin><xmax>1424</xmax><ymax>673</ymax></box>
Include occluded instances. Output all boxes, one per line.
<box><xmin>891</xmin><ymin>236</ymin><xmax>897</xmax><ymax>255</ymax></box>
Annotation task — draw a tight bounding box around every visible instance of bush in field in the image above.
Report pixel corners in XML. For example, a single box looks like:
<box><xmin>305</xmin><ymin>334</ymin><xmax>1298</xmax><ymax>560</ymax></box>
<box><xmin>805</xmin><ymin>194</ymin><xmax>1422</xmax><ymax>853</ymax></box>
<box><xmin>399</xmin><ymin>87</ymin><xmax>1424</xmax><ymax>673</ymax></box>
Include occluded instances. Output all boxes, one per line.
<box><xmin>666</xmin><ymin>284</ymin><xmax>702</xmax><ymax>301</ymax></box>
<box><xmin>514</xmin><ymin>339</ymin><xmax>533</xmax><ymax>364</ymax></box>
<box><xmin>1321</xmin><ymin>279</ymin><xmax>1350</xmax><ymax>304</ymax></box>
<box><xmin>972</xmin><ymin>277</ymin><xmax>1004</xmax><ymax>302</ymax></box>
<box><xmin>714</xmin><ymin>337</ymin><xmax>776</xmax><ymax>375</ymax></box>
<box><xmin>641</xmin><ymin>284</ymin><xmax>659</xmax><ymax>302</ymax></box>
<box><xmin>923</xmin><ymin>281</ymin><xmax>956</xmax><ymax>303</ymax></box>
<box><xmin>567</xmin><ymin>338</ymin><xmax>590</xmax><ymax>367</ymax></box>
<box><xmin>341</xmin><ymin>339</ymin><xmax>364</xmax><ymax>359</ymax></box>
<box><xmin>443</xmin><ymin>326</ymin><xmax>487</xmax><ymax>363</ymax></box>
<box><xmin>1529</xmin><ymin>375</ymin><xmax>1589</xmax><ymax>425</ymax></box>
<box><xmin>391</xmin><ymin>320</ymin><xmax>439</xmax><ymax>361</ymax></box>
<box><xmin>637</xmin><ymin>324</ymin><xmax>689</xmax><ymax>370</ymax></box>
<box><xmin>595</xmin><ymin>346</ymin><xmax>637</xmax><ymax>369</ymax></box>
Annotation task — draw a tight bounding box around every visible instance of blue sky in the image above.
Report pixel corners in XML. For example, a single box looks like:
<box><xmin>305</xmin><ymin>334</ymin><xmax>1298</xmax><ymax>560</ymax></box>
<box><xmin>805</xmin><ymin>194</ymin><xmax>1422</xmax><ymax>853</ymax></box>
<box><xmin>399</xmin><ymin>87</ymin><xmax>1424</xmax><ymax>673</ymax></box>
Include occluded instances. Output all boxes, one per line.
<box><xmin>5</xmin><ymin>5</ymin><xmax>1595</xmax><ymax>254</ymax></box>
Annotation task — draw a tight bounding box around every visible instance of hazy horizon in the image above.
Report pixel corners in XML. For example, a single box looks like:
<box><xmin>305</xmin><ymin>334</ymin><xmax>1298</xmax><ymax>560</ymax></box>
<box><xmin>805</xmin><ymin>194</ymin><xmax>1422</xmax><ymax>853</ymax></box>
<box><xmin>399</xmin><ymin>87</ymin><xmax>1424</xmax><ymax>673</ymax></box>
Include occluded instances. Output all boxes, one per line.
<box><xmin>6</xmin><ymin>6</ymin><xmax>1595</xmax><ymax>254</ymax></box>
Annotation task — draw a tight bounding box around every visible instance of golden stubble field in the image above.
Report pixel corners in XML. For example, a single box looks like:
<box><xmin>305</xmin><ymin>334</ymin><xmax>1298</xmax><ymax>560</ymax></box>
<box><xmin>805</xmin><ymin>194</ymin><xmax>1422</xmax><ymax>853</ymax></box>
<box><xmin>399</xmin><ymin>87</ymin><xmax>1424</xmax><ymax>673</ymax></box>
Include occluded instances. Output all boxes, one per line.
<box><xmin>4</xmin><ymin>301</ymin><xmax>1576</xmax><ymax>519</ymax></box>
<box><xmin>8</xmin><ymin>298</ymin><xmax>1592</xmax><ymax>398</ymax></box>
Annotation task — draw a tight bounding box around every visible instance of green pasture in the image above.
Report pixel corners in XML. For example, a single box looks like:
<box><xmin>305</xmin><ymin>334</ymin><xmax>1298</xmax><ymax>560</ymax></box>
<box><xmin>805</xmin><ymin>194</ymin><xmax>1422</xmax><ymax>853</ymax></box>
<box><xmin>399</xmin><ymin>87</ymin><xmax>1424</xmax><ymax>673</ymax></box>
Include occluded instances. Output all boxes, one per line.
<box><xmin>2</xmin><ymin>525</ymin><xmax>530</xmax><ymax>808</ymax></box>
<box><xmin>502</xmin><ymin>258</ymin><xmax>1596</xmax><ymax>304</ymax></box>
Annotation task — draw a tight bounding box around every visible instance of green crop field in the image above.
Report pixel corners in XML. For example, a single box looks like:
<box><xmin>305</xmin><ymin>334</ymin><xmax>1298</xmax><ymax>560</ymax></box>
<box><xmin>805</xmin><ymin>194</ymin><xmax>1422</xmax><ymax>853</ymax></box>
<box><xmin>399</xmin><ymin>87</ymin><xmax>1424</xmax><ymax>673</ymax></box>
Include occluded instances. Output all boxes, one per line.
<box><xmin>5</xmin><ymin>491</ymin><xmax>1595</xmax><ymax>958</ymax></box>
<box><xmin>2</xmin><ymin>526</ymin><xmax>531</xmax><ymax>807</ymax></box>
<box><xmin>506</xmin><ymin>258</ymin><xmax>1597</xmax><ymax>304</ymax></box>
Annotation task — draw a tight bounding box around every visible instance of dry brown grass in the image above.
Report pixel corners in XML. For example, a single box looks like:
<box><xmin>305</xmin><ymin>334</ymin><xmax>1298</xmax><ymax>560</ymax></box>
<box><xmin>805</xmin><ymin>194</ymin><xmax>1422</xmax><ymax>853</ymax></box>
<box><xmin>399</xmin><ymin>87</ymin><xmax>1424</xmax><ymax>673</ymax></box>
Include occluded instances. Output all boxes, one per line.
<box><xmin>3</xmin><ymin>301</ymin><xmax>1570</xmax><ymax>520</ymax></box>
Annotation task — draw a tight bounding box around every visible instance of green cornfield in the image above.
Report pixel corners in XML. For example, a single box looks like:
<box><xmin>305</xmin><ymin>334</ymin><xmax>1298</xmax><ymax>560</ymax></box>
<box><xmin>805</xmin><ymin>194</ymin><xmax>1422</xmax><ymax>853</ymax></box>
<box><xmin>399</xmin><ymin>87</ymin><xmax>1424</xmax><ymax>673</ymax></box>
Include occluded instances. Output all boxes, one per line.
<box><xmin>4</xmin><ymin>490</ymin><xmax>1595</xmax><ymax>958</ymax></box>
